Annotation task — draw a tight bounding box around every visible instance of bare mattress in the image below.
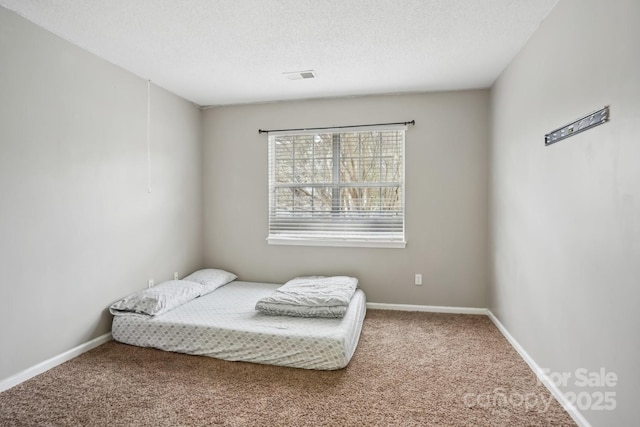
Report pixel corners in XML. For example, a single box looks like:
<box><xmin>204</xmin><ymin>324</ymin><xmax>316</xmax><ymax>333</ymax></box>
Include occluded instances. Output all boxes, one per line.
<box><xmin>111</xmin><ymin>281</ymin><xmax>367</xmax><ymax>370</ymax></box>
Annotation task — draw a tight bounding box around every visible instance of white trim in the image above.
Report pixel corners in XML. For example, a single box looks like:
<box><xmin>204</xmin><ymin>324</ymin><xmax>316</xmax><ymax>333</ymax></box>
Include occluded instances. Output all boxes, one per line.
<box><xmin>366</xmin><ymin>302</ymin><xmax>487</xmax><ymax>315</ymax></box>
<box><xmin>0</xmin><ymin>333</ymin><xmax>112</xmax><ymax>393</ymax></box>
<box><xmin>486</xmin><ymin>311</ymin><xmax>591</xmax><ymax>427</ymax></box>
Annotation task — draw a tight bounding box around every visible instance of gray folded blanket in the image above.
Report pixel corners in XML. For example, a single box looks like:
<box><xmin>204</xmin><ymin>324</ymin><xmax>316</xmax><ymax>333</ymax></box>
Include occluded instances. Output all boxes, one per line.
<box><xmin>255</xmin><ymin>276</ymin><xmax>358</xmax><ymax>318</ymax></box>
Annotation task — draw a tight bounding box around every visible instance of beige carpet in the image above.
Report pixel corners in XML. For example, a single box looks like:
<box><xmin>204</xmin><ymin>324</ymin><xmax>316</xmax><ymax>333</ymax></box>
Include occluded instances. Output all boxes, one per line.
<box><xmin>0</xmin><ymin>310</ymin><xmax>575</xmax><ymax>426</ymax></box>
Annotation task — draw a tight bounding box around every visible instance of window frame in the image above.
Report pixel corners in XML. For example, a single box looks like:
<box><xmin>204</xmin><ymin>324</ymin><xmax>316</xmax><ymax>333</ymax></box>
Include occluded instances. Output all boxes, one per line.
<box><xmin>267</xmin><ymin>125</ymin><xmax>407</xmax><ymax>248</ymax></box>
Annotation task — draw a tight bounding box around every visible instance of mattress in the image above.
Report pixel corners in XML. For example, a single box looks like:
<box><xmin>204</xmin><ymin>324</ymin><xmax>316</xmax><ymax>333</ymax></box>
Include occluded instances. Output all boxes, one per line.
<box><xmin>111</xmin><ymin>281</ymin><xmax>367</xmax><ymax>370</ymax></box>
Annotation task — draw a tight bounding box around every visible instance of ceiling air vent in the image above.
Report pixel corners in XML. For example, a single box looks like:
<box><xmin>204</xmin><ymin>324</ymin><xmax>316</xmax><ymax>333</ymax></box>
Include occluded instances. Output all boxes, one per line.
<box><xmin>283</xmin><ymin>70</ymin><xmax>317</xmax><ymax>80</ymax></box>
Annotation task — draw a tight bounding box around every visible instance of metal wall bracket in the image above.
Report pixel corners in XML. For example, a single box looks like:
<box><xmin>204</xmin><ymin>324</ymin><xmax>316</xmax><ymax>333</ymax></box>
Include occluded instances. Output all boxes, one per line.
<box><xmin>545</xmin><ymin>106</ymin><xmax>609</xmax><ymax>146</ymax></box>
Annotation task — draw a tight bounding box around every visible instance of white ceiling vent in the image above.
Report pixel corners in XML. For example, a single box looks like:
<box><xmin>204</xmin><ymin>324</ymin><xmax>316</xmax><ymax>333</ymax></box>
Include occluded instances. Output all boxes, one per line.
<box><xmin>283</xmin><ymin>70</ymin><xmax>317</xmax><ymax>80</ymax></box>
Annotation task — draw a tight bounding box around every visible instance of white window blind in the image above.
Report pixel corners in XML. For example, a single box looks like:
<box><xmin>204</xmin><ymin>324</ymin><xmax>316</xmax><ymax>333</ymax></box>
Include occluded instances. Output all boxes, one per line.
<box><xmin>267</xmin><ymin>125</ymin><xmax>406</xmax><ymax>248</ymax></box>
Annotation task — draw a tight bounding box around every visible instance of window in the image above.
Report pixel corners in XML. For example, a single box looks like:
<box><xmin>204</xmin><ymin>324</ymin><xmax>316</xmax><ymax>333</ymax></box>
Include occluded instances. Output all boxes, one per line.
<box><xmin>267</xmin><ymin>125</ymin><xmax>406</xmax><ymax>248</ymax></box>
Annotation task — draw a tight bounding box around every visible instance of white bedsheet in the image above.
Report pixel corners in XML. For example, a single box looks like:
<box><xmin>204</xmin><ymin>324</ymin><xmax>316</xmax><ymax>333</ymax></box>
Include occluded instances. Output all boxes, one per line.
<box><xmin>111</xmin><ymin>281</ymin><xmax>366</xmax><ymax>370</ymax></box>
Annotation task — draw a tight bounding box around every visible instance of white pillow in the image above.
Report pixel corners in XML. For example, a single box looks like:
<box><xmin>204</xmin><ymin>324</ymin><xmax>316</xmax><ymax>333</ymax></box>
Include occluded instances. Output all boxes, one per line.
<box><xmin>109</xmin><ymin>280</ymin><xmax>202</xmax><ymax>316</ymax></box>
<box><xmin>182</xmin><ymin>268</ymin><xmax>237</xmax><ymax>295</ymax></box>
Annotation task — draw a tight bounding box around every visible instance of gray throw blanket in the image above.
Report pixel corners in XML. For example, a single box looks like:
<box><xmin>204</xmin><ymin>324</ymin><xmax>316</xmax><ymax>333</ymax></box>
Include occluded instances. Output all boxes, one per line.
<box><xmin>255</xmin><ymin>276</ymin><xmax>358</xmax><ymax>318</ymax></box>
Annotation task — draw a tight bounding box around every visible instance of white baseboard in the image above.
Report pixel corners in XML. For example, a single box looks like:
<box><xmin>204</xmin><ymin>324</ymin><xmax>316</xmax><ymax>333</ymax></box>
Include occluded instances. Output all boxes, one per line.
<box><xmin>486</xmin><ymin>311</ymin><xmax>591</xmax><ymax>427</ymax></box>
<box><xmin>0</xmin><ymin>333</ymin><xmax>112</xmax><ymax>393</ymax></box>
<box><xmin>367</xmin><ymin>302</ymin><xmax>488</xmax><ymax>315</ymax></box>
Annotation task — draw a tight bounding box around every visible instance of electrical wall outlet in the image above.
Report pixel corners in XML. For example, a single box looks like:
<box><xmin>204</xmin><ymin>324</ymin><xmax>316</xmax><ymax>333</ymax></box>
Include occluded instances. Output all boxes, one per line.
<box><xmin>148</xmin><ymin>279</ymin><xmax>154</xmax><ymax>288</ymax></box>
<box><xmin>174</xmin><ymin>272</ymin><xmax>179</xmax><ymax>280</ymax></box>
<box><xmin>414</xmin><ymin>274</ymin><xmax>423</xmax><ymax>286</ymax></box>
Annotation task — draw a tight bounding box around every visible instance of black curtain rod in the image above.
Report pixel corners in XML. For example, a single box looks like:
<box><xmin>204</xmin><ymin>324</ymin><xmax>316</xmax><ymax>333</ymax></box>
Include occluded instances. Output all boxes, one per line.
<box><xmin>258</xmin><ymin>120</ymin><xmax>415</xmax><ymax>134</ymax></box>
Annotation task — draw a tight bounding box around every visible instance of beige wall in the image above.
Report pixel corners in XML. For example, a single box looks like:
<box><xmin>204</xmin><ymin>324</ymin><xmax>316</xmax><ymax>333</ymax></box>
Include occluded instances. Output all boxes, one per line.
<box><xmin>489</xmin><ymin>0</ymin><xmax>640</xmax><ymax>425</ymax></box>
<box><xmin>0</xmin><ymin>7</ymin><xmax>204</xmax><ymax>381</ymax></box>
<box><xmin>202</xmin><ymin>91</ymin><xmax>490</xmax><ymax>307</ymax></box>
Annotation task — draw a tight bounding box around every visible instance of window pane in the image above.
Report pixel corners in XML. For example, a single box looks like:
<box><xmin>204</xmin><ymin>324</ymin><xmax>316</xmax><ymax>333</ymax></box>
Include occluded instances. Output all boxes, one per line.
<box><xmin>312</xmin><ymin>187</ymin><xmax>333</xmax><ymax>212</ymax></box>
<box><xmin>313</xmin><ymin>133</ymin><xmax>332</xmax><ymax>157</ymax></box>
<box><xmin>275</xmin><ymin>161</ymin><xmax>293</xmax><ymax>183</ymax></box>
<box><xmin>313</xmin><ymin>159</ymin><xmax>332</xmax><ymax>183</ymax></box>
<box><xmin>292</xmin><ymin>187</ymin><xmax>314</xmax><ymax>212</ymax></box>
<box><xmin>293</xmin><ymin>135</ymin><xmax>314</xmax><ymax>158</ymax></box>
<box><xmin>274</xmin><ymin>187</ymin><xmax>334</xmax><ymax>213</ymax></box>
<box><xmin>339</xmin><ymin>186</ymin><xmax>402</xmax><ymax>212</ymax></box>
<box><xmin>292</xmin><ymin>158</ymin><xmax>313</xmax><ymax>184</ymax></box>
<box><xmin>340</xmin><ymin>187</ymin><xmax>368</xmax><ymax>211</ymax></box>
<box><xmin>274</xmin><ymin>136</ymin><xmax>294</xmax><ymax>159</ymax></box>
<box><xmin>274</xmin><ymin>188</ymin><xmax>293</xmax><ymax>211</ymax></box>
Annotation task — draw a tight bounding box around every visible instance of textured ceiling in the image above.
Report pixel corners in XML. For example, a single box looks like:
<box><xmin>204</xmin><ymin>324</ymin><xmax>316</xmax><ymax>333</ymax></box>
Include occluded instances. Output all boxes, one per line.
<box><xmin>0</xmin><ymin>0</ymin><xmax>558</xmax><ymax>106</ymax></box>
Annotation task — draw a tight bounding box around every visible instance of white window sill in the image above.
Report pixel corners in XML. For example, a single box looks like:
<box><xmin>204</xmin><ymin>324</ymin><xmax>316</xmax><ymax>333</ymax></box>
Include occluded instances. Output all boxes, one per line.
<box><xmin>267</xmin><ymin>237</ymin><xmax>407</xmax><ymax>249</ymax></box>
